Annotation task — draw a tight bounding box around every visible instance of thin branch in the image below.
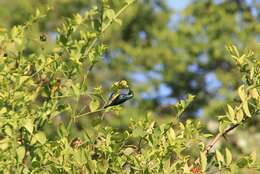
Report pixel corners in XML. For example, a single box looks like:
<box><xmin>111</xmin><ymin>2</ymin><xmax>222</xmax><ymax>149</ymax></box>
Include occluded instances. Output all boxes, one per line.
<box><xmin>75</xmin><ymin>108</ymin><xmax>106</xmax><ymax>118</ymax></box>
<box><xmin>195</xmin><ymin>123</ymin><xmax>240</xmax><ymax>164</ymax></box>
<box><xmin>204</xmin><ymin>123</ymin><xmax>239</xmax><ymax>153</ymax></box>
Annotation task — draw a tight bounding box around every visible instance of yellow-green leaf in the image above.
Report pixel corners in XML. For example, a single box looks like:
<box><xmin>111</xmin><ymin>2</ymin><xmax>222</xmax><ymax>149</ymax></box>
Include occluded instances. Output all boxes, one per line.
<box><xmin>250</xmin><ymin>151</ymin><xmax>256</xmax><ymax>165</ymax></box>
<box><xmin>0</xmin><ymin>107</ymin><xmax>7</xmax><ymax>115</ymax></box>
<box><xmin>250</xmin><ymin>88</ymin><xmax>259</xmax><ymax>99</ymax></box>
<box><xmin>243</xmin><ymin>100</ymin><xmax>251</xmax><ymax>117</ymax></box>
<box><xmin>225</xmin><ymin>148</ymin><xmax>232</xmax><ymax>166</ymax></box>
<box><xmin>167</xmin><ymin>128</ymin><xmax>176</xmax><ymax>145</ymax></box>
<box><xmin>200</xmin><ymin>152</ymin><xmax>207</xmax><ymax>172</ymax></box>
<box><xmin>183</xmin><ymin>163</ymin><xmax>190</xmax><ymax>174</ymax></box>
<box><xmin>238</xmin><ymin>85</ymin><xmax>246</xmax><ymax>102</ymax></box>
<box><xmin>227</xmin><ymin>105</ymin><xmax>235</xmax><ymax>122</ymax></box>
<box><xmin>105</xmin><ymin>9</ymin><xmax>115</xmax><ymax>20</ymax></box>
<box><xmin>216</xmin><ymin>150</ymin><xmax>224</xmax><ymax>162</ymax></box>
<box><xmin>236</xmin><ymin>109</ymin><xmax>244</xmax><ymax>123</ymax></box>
<box><xmin>125</xmin><ymin>0</ymin><xmax>135</xmax><ymax>5</ymax></box>
<box><xmin>123</xmin><ymin>147</ymin><xmax>135</xmax><ymax>156</ymax></box>
<box><xmin>74</xmin><ymin>13</ymin><xmax>83</xmax><ymax>25</ymax></box>
<box><xmin>0</xmin><ymin>138</ymin><xmax>9</xmax><ymax>150</ymax></box>
<box><xmin>90</xmin><ymin>99</ymin><xmax>99</xmax><ymax>112</ymax></box>
<box><xmin>17</xmin><ymin>146</ymin><xmax>26</xmax><ymax>163</ymax></box>
<box><xmin>34</xmin><ymin>132</ymin><xmax>47</xmax><ymax>145</ymax></box>
<box><xmin>23</xmin><ymin>119</ymin><xmax>34</xmax><ymax>134</ymax></box>
<box><xmin>19</xmin><ymin>76</ymin><xmax>30</xmax><ymax>86</ymax></box>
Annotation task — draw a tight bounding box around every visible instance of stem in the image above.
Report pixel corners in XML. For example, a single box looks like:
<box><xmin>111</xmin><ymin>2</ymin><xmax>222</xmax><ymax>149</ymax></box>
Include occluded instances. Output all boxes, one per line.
<box><xmin>75</xmin><ymin>108</ymin><xmax>106</xmax><ymax>118</ymax></box>
<box><xmin>195</xmin><ymin>123</ymin><xmax>240</xmax><ymax>164</ymax></box>
<box><xmin>204</xmin><ymin>124</ymin><xmax>239</xmax><ymax>153</ymax></box>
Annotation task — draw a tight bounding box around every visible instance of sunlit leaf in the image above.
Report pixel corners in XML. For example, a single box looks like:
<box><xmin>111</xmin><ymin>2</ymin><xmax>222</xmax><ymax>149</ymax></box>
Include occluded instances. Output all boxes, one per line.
<box><xmin>16</xmin><ymin>146</ymin><xmax>26</xmax><ymax>163</ymax></box>
<box><xmin>236</xmin><ymin>109</ymin><xmax>244</xmax><ymax>123</ymax></box>
<box><xmin>227</xmin><ymin>104</ymin><xmax>235</xmax><ymax>123</ymax></box>
<box><xmin>242</xmin><ymin>100</ymin><xmax>251</xmax><ymax>117</ymax></box>
<box><xmin>23</xmin><ymin>119</ymin><xmax>34</xmax><ymax>134</ymax></box>
<box><xmin>238</xmin><ymin>85</ymin><xmax>246</xmax><ymax>102</ymax></box>
<box><xmin>225</xmin><ymin>148</ymin><xmax>232</xmax><ymax>166</ymax></box>
<box><xmin>216</xmin><ymin>150</ymin><xmax>224</xmax><ymax>162</ymax></box>
<box><xmin>200</xmin><ymin>152</ymin><xmax>207</xmax><ymax>172</ymax></box>
<box><xmin>90</xmin><ymin>99</ymin><xmax>100</xmax><ymax>112</ymax></box>
<box><xmin>123</xmin><ymin>147</ymin><xmax>135</xmax><ymax>156</ymax></box>
<box><xmin>34</xmin><ymin>132</ymin><xmax>47</xmax><ymax>145</ymax></box>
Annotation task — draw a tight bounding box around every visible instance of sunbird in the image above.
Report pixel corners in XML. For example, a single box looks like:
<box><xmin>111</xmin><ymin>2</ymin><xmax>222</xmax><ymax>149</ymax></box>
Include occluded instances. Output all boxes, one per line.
<box><xmin>104</xmin><ymin>89</ymin><xmax>134</xmax><ymax>108</ymax></box>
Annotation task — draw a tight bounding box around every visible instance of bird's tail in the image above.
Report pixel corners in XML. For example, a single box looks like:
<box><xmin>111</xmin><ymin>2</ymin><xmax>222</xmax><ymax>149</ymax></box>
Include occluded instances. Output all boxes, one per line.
<box><xmin>103</xmin><ymin>104</ymin><xmax>109</xmax><ymax>109</ymax></box>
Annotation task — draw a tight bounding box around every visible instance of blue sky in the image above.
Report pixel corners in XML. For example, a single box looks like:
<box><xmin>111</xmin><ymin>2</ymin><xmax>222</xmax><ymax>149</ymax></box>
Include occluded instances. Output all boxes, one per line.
<box><xmin>167</xmin><ymin>0</ymin><xmax>191</xmax><ymax>10</ymax></box>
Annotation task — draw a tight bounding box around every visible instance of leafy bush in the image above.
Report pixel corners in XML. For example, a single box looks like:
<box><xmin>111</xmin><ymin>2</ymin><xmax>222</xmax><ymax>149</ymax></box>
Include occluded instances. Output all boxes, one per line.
<box><xmin>0</xmin><ymin>1</ymin><xmax>259</xmax><ymax>173</ymax></box>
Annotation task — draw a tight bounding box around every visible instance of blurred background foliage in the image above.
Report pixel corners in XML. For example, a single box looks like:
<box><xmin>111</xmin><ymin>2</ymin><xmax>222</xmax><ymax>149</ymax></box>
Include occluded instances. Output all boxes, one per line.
<box><xmin>0</xmin><ymin>0</ymin><xmax>259</xmax><ymax>162</ymax></box>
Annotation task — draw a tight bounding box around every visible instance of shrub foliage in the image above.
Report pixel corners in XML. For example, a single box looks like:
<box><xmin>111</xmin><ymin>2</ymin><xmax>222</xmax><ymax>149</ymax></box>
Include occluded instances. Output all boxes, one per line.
<box><xmin>0</xmin><ymin>1</ymin><xmax>259</xmax><ymax>173</ymax></box>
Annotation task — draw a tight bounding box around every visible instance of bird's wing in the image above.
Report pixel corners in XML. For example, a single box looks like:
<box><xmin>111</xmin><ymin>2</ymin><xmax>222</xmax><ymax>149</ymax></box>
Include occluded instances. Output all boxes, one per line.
<box><xmin>104</xmin><ymin>93</ymin><xmax>120</xmax><ymax>108</ymax></box>
<box><xmin>109</xmin><ymin>93</ymin><xmax>120</xmax><ymax>101</ymax></box>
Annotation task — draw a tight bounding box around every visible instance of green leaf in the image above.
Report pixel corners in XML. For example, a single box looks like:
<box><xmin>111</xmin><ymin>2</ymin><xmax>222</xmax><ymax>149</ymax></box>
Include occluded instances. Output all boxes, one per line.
<box><xmin>183</xmin><ymin>163</ymin><xmax>190</xmax><ymax>173</ymax></box>
<box><xmin>0</xmin><ymin>138</ymin><xmax>9</xmax><ymax>150</ymax></box>
<box><xmin>237</xmin><ymin>158</ymin><xmax>248</xmax><ymax>168</ymax></box>
<box><xmin>228</xmin><ymin>44</ymin><xmax>240</xmax><ymax>57</ymax></box>
<box><xmin>249</xmin><ymin>151</ymin><xmax>256</xmax><ymax>165</ymax></box>
<box><xmin>242</xmin><ymin>100</ymin><xmax>251</xmax><ymax>117</ymax></box>
<box><xmin>200</xmin><ymin>152</ymin><xmax>207</xmax><ymax>172</ymax></box>
<box><xmin>4</xmin><ymin>126</ymin><xmax>12</xmax><ymax>137</ymax></box>
<box><xmin>23</xmin><ymin>119</ymin><xmax>34</xmax><ymax>134</ymax></box>
<box><xmin>132</xmin><ymin>128</ymin><xmax>146</xmax><ymax>138</ymax></box>
<box><xmin>0</xmin><ymin>107</ymin><xmax>7</xmax><ymax>115</ymax></box>
<box><xmin>123</xmin><ymin>147</ymin><xmax>135</xmax><ymax>156</ymax></box>
<box><xmin>167</xmin><ymin>128</ymin><xmax>176</xmax><ymax>145</ymax></box>
<box><xmin>203</xmin><ymin>133</ymin><xmax>213</xmax><ymax>138</ymax></box>
<box><xmin>74</xmin><ymin>13</ymin><xmax>83</xmax><ymax>25</ymax></box>
<box><xmin>74</xmin><ymin>150</ymin><xmax>86</xmax><ymax>165</ymax></box>
<box><xmin>125</xmin><ymin>0</ymin><xmax>135</xmax><ymax>5</ymax></box>
<box><xmin>236</xmin><ymin>109</ymin><xmax>244</xmax><ymax>123</ymax></box>
<box><xmin>227</xmin><ymin>104</ymin><xmax>235</xmax><ymax>122</ymax></box>
<box><xmin>71</xmin><ymin>83</ymin><xmax>81</xmax><ymax>98</ymax></box>
<box><xmin>99</xmin><ymin>160</ymin><xmax>109</xmax><ymax>173</ymax></box>
<box><xmin>35</xmin><ymin>9</ymin><xmax>41</xmax><ymax>17</ymax></box>
<box><xmin>34</xmin><ymin>132</ymin><xmax>47</xmax><ymax>145</ymax></box>
<box><xmin>17</xmin><ymin>146</ymin><xmax>26</xmax><ymax>163</ymax></box>
<box><xmin>90</xmin><ymin>99</ymin><xmax>99</xmax><ymax>112</ymax></box>
<box><xmin>250</xmin><ymin>88</ymin><xmax>259</xmax><ymax>99</ymax></box>
<box><xmin>19</xmin><ymin>76</ymin><xmax>30</xmax><ymax>86</ymax></box>
<box><xmin>238</xmin><ymin>85</ymin><xmax>246</xmax><ymax>102</ymax></box>
<box><xmin>216</xmin><ymin>150</ymin><xmax>224</xmax><ymax>162</ymax></box>
<box><xmin>187</xmin><ymin>94</ymin><xmax>195</xmax><ymax>102</ymax></box>
<box><xmin>225</xmin><ymin>148</ymin><xmax>232</xmax><ymax>166</ymax></box>
<box><xmin>105</xmin><ymin>9</ymin><xmax>115</xmax><ymax>20</ymax></box>
<box><xmin>58</xmin><ymin>123</ymin><xmax>68</xmax><ymax>138</ymax></box>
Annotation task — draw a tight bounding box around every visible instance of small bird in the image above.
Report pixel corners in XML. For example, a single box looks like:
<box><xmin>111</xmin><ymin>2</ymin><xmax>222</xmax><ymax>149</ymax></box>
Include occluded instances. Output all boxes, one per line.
<box><xmin>104</xmin><ymin>89</ymin><xmax>134</xmax><ymax>108</ymax></box>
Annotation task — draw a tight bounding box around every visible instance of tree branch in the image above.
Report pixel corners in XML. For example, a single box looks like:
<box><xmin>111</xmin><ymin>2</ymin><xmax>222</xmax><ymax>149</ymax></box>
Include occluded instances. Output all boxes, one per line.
<box><xmin>204</xmin><ymin>123</ymin><xmax>239</xmax><ymax>153</ymax></box>
<box><xmin>195</xmin><ymin>123</ymin><xmax>240</xmax><ymax>164</ymax></box>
